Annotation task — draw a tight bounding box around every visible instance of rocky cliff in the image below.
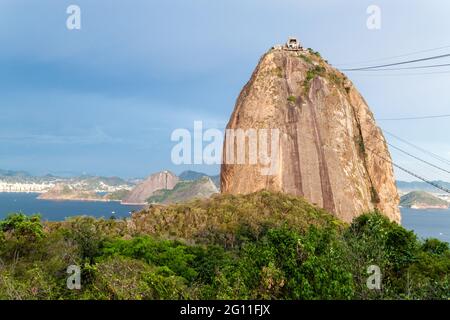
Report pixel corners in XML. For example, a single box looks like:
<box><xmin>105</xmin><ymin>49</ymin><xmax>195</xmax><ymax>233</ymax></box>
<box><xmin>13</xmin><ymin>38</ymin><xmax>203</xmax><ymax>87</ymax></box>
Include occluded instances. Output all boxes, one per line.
<box><xmin>122</xmin><ymin>171</ymin><xmax>179</xmax><ymax>205</ymax></box>
<box><xmin>220</xmin><ymin>46</ymin><xmax>400</xmax><ymax>223</ymax></box>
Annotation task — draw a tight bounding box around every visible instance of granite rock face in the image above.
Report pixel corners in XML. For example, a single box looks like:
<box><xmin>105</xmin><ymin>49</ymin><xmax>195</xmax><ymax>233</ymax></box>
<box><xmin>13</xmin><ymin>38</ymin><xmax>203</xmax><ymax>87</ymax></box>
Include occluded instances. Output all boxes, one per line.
<box><xmin>220</xmin><ymin>47</ymin><xmax>400</xmax><ymax>223</ymax></box>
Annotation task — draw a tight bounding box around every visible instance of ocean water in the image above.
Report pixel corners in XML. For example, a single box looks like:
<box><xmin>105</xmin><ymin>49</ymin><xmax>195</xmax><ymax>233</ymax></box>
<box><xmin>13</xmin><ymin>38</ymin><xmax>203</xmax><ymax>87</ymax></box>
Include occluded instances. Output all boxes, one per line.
<box><xmin>0</xmin><ymin>193</ymin><xmax>448</xmax><ymax>243</ymax></box>
<box><xmin>0</xmin><ymin>193</ymin><xmax>143</xmax><ymax>221</ymax></box>
<box><xmin>401</xmin><ymin>207</ymin><xmax>450</xmax><ymax>243</ymax></box>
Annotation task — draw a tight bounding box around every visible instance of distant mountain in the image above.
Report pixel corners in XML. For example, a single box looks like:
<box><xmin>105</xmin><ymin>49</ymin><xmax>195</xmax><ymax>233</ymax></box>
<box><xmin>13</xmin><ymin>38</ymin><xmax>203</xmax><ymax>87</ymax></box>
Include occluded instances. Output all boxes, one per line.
<box><xmin>122</xmin><ymin>171</ymin><xmax>179</xmax><ymax>205</ymax></box>
<box><xmin>400</xmin><ymin>191</ymin><xmax>449</xmax><ymax>209</ymax></box>
<box><xmin>38</xmin><ymin>184</ymin><xmax>104</xmax><ymax>202</ymax></box>
<box><xmin>0</xmin><ymin>169</ymin><xmax>222</xmax><ymax>196</ymax></box>
<box><xmin>179</xmin><ymin>170</ymin><xmax>220</xmax><ymax>189</ymax></box>
<box><xmin>397</xmin><ymin>180</ymin><xmax>450</xmax><ymax>193</ymax></box>
<box><xmin>147</xmin><ymin>177</ymin><xmax>219</xmax><ymax>204</ymax></box>
<box><xmin>38</xmin><ymin>184</ymin><xmax>131</xmax><ymax>202</ymax></box>
<box><xmin>0</xmin><ymin>170</ymin><xmax>135</xmax><ymax>193</ymax></box>
<box><xmin>179</xmin><ymin>170</ymin><xmax>208</xmax><ymax>181</ymax></box>
<box><xmin>0</xmin><ymin>169</ymin><xmax>31</xmax><ymax>177</ymax></box>
<box><xmin>72</xmin><ymin>176</ymin><xmax>133</xmax><ymax>189</ymax></box>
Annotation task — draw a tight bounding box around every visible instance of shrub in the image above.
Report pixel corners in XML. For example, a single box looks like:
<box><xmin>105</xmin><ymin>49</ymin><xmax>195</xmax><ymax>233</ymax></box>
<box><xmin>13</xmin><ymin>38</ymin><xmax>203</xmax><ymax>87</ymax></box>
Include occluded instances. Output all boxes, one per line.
<box><xmin>303</xmin><ymin>65</ymin><xmax>326</xmax><ymax>92</ymax></box>
<box><xmin>298</xmin><ymin>54</ymin><xmax>313</xmax><ymax>64</ymax></box>
<box><xmin>287</xmin><ymin>96</ymin><xmax>297</xmax><ymax>103</ymax></box>
<box><xmin>307</xmin><ymin>48</ymin><xmax>322</xmax><ymax>58</ymax></box>
<box><xmin>101</xmin><ymin>236</ymin><xmax>198</xmax><ymax>282</ymax></box>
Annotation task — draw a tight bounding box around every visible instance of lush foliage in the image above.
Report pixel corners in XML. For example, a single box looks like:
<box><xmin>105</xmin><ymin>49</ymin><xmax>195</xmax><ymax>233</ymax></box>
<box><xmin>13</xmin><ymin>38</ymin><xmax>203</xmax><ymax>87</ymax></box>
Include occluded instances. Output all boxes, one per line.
<box><xmin>104</xmin><ymin>189</ymin><xmax>130</xmax><ymax>201</ymax></box>
<box><xmin>0</xmin><ymin>192</ymin><xmax>448</xmax><ymax>300</ymax></box>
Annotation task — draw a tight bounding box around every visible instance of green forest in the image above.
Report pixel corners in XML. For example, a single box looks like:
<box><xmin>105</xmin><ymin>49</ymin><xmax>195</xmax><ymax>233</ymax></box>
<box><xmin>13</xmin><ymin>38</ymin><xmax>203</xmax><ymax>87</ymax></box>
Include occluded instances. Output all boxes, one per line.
<box><xmin>0</xmin><ymin>191</ymin><xmax>448</xmax><ymax>300</ymax></box>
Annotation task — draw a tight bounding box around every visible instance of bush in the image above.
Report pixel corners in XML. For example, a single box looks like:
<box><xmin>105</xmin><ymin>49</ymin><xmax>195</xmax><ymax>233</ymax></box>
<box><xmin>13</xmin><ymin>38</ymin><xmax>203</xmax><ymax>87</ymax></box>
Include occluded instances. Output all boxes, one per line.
<box><xmin>287</xmin><ymin>96</ymin><xmax>297</xmax><ymax>103</ymax></box>
<box><xmin>0</xmin><ymin>213</ymin><xmax>44</xmax><ymax>241</ymax></box>
<box><xmin>303</xmin><ymin>65</ymin><xmax>326</xmax><ymax>92</ymax></box>
<box><xmin>101</xmin><ymin>236</ymin><xmax>198</xmax><ymax>282</ymax></box>
<box><xmin>0</xmin><ymin>213</ymin><xmax>45</xmax><ymax>262</ymax></box>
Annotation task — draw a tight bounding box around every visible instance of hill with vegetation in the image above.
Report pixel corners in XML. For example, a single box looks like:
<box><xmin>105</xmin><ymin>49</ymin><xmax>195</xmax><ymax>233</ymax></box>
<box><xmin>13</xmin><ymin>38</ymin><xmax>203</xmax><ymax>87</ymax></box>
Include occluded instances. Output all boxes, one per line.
<box><xmin>0</xmin><ymin>191</ymin><xmax>448</xmax><ymax>300</ymax></box>
<box><xmin>122</xmin><ymin>171</ymin><xmax>179</xmax><ymax>205</ymax></box>
<box><xmin>400</xmin><ymin>191</ymin><xmax>449</xmax><ymax>209</ymax></box>
<box><xmin>0</xmin><ymin>171</ymin><xmax>134</xmax><ymax>193</ymax></box>
<box><xmin>104</xmin><ymin>189</ymin><xmax>131</xmax><ymax>201</ymax></box>
<box><xmin>38</xmin><ymin>184</ymin><xmax>131</xmax><ymax>202</ymax></box>
<box><xmin>147</xmin><ymin>177</ymin><xmax>218</xmax><ymax>205</ymax></box>
<box><xmin>179</xmin><ymin>170</ymin><xmax>220</xmax><ymax>189</ymax></box>
<box><xmin>38</xmin><ymin>184</ymin><xmax>104</xmax><ymax>201</ymax></box>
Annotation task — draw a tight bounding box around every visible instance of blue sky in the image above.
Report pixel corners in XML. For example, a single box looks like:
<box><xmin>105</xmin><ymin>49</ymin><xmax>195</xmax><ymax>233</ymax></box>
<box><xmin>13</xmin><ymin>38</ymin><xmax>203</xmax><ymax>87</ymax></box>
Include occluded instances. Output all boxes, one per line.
<box><xmin>0</xmin><ymin>0</ymin><xmax>449</xmax><ymax>181</ymax></box>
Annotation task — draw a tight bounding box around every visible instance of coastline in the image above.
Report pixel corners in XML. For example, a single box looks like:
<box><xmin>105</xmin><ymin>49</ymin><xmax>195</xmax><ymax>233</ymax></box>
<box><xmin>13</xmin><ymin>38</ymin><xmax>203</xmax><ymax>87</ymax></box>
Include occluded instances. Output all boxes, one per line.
<box><xmin>37</xmin><ymin>197</ymin><xmax>122</xmax><ymax>203</ymax></box>
<box><xmin>0</xmin><ymin>190</ymin><xmax>45</xmax><ymax>194</ymax></box>
<box><xmin>409</xmin><ymin>205</ymin><xmax>449</xmax><ymax>210</ymax></box>
<box><xmin>0</xmin><ymin>193</ymin><xmax>145</xmax><ymax>221</ymax></box>
<box><xmin>0</xmin><ymin>191</ymin><xmax>134</xmax><ymax>205</ymax></box>
<box><xmin>120</xmin><ymin>201</ymin><xmax>148</xmax><ymax>206</ymax></box>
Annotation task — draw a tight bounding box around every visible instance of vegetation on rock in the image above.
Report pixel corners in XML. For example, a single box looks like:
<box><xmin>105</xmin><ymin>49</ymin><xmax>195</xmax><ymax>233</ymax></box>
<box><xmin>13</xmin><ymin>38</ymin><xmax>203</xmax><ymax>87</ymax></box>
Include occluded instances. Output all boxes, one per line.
<box><xmin>104</xmin><ymin>189</ymin><xmax>131</xmax><ymax>201</ymax></box>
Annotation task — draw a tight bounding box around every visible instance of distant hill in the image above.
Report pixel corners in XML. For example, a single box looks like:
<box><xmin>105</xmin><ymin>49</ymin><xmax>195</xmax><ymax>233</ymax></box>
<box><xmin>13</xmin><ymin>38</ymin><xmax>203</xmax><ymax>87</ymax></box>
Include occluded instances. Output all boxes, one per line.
<box><xmin>179</xmin><ymin>170</ymin><xmax>208</xmax><ymax>181</ymax></box>
<box><xmin>147</xmin><ymin>177</ymin><xmax>219</xmax><ymax>204</ymax></box>
<box><xmin>397</xmin><ymin>180</ymin><xmax>450</xmax><ymax>193</ymax></box>
<box><xmin>38</xmin><ymin>184</ymin><xmax>104</xmax><ymax>202</ymax></box>
<box><xmin>122</xmin><ymin>171</ymin><xmax>179</xmax><ymax>205</ymax></box>
<box><xmin>73</xmin><ymin>176</ymin><xmax>133</xmax><ymax>190</ymax></box>
<box><xmin>400</xmin><ymin>191</ymin><xmax>449</xmax><ymax>209</ymax></box>
<box><xmin>0</xmin><ymin>170</ymin><xmax>131</xmax><ymax>184</ymax></box>
<box><xmin>104</xmin><ymin>189</ymin><xmax>131</xmax><ymax>201</ymax></box>
<box><xmin>0</xmin><ymin>169</ymin><xmax>31</xmax><ymax>177</ymax></box>
<box><xmin>179</xmin><ymin>170</ymin><xmax>220</xmax><ymax>189</ymax></box>
<box><xmin>131</xmin><ymin>190</ymin><xmax>341</xmax><ymax>245</ymax></box>
<box><xmin>38</xmin><ymin>184</ymin><xmax>132</xmax><ymax>202</ymax></box>
<box><xmin>0</xmin><ymin>170</ymin><xmax>135</xmax><ymax>193</ymax></box>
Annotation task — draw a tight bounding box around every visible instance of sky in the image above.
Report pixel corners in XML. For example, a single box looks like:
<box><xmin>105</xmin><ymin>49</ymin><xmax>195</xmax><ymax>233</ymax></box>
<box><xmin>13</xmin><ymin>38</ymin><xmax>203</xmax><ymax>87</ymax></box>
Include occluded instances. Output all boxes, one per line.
<box><xmin>0</xmin><ymin>0</ymin><xmax>449</xmax><ymax>181</ymax></box>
